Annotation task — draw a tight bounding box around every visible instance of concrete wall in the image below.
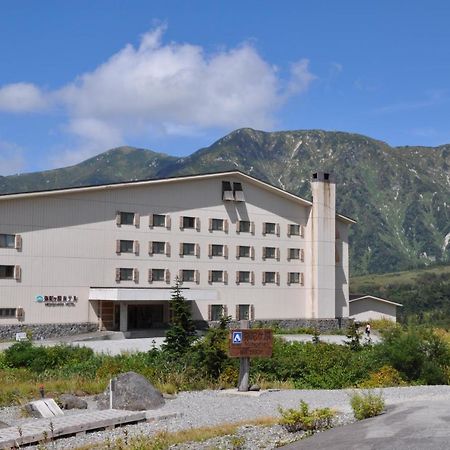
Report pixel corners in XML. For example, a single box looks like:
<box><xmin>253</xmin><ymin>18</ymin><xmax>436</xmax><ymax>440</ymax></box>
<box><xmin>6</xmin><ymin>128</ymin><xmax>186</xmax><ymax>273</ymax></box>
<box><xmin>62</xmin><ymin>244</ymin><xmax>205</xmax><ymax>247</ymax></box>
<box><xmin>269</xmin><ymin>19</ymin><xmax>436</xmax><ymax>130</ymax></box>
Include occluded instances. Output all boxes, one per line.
<box><xmin>349</xmin><ymin>299</ymin><xmax>398</xmax><ymax>322</ymax></box>
<box><xmin>0</xmin><ymin>173</ymin><xmax>351</xmax><ymax>328</ymax></box>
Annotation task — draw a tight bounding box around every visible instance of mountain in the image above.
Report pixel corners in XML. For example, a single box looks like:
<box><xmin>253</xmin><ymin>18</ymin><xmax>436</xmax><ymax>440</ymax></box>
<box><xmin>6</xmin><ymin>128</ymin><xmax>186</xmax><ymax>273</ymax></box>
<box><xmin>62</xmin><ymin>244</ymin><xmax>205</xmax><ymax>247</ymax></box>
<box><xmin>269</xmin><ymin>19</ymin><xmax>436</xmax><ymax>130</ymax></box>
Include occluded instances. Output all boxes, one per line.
<box><xmin>1</xmin><ymin>128</ymin><xmax>449</xmax><ymax>275</ymax></box>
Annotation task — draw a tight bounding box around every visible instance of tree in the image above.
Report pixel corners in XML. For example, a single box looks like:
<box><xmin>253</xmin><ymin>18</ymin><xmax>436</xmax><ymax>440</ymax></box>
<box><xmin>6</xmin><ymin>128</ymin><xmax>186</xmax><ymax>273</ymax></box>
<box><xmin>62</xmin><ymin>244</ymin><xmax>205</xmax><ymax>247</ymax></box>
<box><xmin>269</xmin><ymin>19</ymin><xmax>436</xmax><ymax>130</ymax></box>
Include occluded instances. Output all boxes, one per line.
<box><xmin>344</xmin><ymin>321</ymin><xmax>361</xmax><ymax>351</ymax></box>
<box><xmin>163</xmin><ymin>278</ymin><xmax>196</xmax><ymax>356</ymax></box>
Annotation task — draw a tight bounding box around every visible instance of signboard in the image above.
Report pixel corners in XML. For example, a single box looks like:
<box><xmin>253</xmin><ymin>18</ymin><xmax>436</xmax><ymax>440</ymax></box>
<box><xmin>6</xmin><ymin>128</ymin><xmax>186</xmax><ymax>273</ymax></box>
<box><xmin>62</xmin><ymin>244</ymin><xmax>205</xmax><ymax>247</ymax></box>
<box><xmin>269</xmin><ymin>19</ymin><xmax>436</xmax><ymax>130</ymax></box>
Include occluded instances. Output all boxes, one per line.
<box><xmin>229</xmin><ymin>329</ymin><xmax>273</xmax><ymax>358</ymax></box>
<box><xmin>35</xmin><ymin>295</ymin><xmax>78</xmax><ymax>307</ymax></box>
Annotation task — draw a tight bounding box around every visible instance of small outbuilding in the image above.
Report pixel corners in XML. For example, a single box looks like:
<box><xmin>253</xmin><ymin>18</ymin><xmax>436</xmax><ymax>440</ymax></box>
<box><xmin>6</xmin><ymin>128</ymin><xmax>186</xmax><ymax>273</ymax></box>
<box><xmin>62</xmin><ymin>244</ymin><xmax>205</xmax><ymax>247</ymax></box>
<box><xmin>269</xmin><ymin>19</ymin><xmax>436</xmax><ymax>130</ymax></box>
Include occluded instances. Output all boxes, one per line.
<box><xmin>349</xmin><ymin>294</ymin><xmax>402</xmax><ymax>323</ymax></box>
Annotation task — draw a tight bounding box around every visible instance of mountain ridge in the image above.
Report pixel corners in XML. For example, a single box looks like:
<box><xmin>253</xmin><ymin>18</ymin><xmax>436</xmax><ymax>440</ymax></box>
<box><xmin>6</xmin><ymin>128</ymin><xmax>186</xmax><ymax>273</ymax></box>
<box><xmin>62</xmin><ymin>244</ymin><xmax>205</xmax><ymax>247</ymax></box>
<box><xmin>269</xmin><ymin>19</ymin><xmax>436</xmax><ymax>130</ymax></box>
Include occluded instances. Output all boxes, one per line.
<box><xmin>1</xmin><ymin>128</ymin><xmax>449</xmax><ymax>275</ymax></box>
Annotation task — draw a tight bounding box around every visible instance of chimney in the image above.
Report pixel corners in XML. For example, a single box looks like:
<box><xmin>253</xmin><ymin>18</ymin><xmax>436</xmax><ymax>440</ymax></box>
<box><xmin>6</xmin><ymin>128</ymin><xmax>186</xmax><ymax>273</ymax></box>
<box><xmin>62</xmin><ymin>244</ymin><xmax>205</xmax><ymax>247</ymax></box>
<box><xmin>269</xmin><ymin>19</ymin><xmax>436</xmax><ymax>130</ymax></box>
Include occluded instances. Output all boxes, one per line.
<box><xmin>310</xmin><ymin>172</ymin><xmax>336</xmax><ymax>318</ymax></box>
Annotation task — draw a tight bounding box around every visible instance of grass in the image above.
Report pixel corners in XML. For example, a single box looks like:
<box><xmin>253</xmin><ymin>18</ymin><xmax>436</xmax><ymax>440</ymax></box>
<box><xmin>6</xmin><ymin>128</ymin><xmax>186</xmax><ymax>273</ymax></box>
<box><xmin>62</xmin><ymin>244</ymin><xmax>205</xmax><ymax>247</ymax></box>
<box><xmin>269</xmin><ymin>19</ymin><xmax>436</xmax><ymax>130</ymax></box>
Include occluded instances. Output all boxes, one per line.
<box><xmin>351</xmin><ymin>264</ymin><xmax>450</xmax><ymax>292</ymax></box>
<box><xmin>75</xmin><ymin>417</ymin><xmax>278</xmax><ymax>450</ymax></box>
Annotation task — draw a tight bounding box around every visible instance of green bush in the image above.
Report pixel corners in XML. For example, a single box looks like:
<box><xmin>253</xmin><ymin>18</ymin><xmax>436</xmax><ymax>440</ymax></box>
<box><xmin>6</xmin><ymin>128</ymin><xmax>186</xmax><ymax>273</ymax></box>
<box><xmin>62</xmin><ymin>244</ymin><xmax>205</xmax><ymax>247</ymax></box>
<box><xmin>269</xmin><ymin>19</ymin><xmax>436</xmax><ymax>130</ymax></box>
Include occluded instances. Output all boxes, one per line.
<box><xmin>350</xmin><ymin>391</ymin><xmax>385</xmax><ymax>420</ymax></box>
<box><xmin>376</xmin><ymin>326</ymin><xmax>450</xmax><ymax>384</ymax></box>
<box><xmin>279</xmin><ymin>400</ymin><xmax>336</xmax><ymax>432</ymax></box>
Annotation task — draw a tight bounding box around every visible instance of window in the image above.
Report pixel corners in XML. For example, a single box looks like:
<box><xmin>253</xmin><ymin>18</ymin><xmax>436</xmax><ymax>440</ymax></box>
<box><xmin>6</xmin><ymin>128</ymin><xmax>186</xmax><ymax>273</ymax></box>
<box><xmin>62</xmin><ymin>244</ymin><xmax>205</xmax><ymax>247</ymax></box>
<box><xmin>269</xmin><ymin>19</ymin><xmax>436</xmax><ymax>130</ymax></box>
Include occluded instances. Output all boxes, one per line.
<box><xmin>181</xmin><ymin>242</ymin><xmax>195</xmax><ymax>256</ymax></box>
<box><xmin>237</xmin><ymin>271</ymin><xmax>251</xmax><ymax>283</ymax></box>
<box><xmin>210</xmin><ymin>304</ymin><xmax>225</xmax><ymax>321</ymax></box>
<box><xmin>181</xmin><ymin>270</ymin><xmax>195</xmax><ymax>282</ymax></box>
<box><xmin>211</xmin><ymin>244</ymin><xmax>224</xmax><ymax>257</ymax></box>
<box><xmin>120</xmin><ymin>212</ymin><xmax>135</xmax><ymax>225</ymax></box>
<box><xmin>152</xmin><ymin>214</ymin><xmax>166</xmax><ymax>227</ymax></box>
<box><xmin>210</xmin><ymin>270</ymin><xmax>224</xmax><ymax>283</ymax></box>
<box><xmin>263</xmin><ymin>222</ymin><xmax>276</xmax><ymax>235</ymax></box>
<box><xmin>263</xmin><ymin>247</ymin><xmax>276</xmax><ymax>259</ymax></box>
<box><xmin>119</xmin><ymin>240</ymin><xmax>134</xmax><ymax>253</ymax></box>
<box><xmin>289</xmin><ymin>248</ymin><xmax>300</xmax><ymax>260</ymax></box>
<box><xmin>0</xmin><ymin>308</ymin><xmax>16</xmax><ymax>318</ymax></box>
<box><xmin>211</xmin><ymin>218</ymin><xmax>224</xmax><ymax>231</ymax></box>
<box><xmin>0</xmin><ymin>234</ymin><xmax>15</xmax><ymax>248</ymax></box>
<box><xmin>152</xmin><ymin>241</ymin><xmax>166</xmax><ymax>254</ymax></box>
<box><xmin>288</xmin><ymin>272</ymin><xmax>303</xmax><ymax>284</ymax></box>
<box><xmin>182</xmin><ymin>216</ymin><xmax>195</xmax><ymax>229</ymax></box>
<box><xmin>118</xmin><ymin>268</ymin><xmax>133</xmax><ymax>281</ymax></box>
<box><xmin>289</xmin><ymin>224</ymin><xmax>301</xmax><ymax>236</ymax></box>
<box><xmin>238</xmin><ymin>220</ymin><xmax>251</xmax><ymax>233</ymax></box>
<box><xmin>237</xmin><ymin>304</ymin><xmax>251</xmax><ymax>320</ymax></box>
<box><xmin>238</xmin><ymin>246</ymin><xmax>251</xmax><ymax>258</ymax></box>
<box><xmin>0</xmin><ymin>265</ymin><xmax>14</xmax><ymax>279</ymax></box>
<box><xmin>151</xmin><ymin>269</ymin><xmax>165</xmax><ymax>282</ymax></box>
<box><xmin>263</xmin><ymin>271</ymin><xmax>276</xmax><ymax>284</ymax></box>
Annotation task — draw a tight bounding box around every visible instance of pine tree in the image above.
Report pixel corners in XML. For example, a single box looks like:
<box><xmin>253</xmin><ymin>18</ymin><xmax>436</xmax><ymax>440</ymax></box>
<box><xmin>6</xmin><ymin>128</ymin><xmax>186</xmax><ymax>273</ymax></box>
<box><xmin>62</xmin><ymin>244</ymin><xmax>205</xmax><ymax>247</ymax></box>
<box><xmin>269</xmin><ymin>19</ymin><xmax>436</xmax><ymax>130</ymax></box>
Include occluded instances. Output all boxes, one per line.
<box><xmin>164</xmin><ymin>277</ymin><xmax>196</xmax><ymax>356</ymax></box>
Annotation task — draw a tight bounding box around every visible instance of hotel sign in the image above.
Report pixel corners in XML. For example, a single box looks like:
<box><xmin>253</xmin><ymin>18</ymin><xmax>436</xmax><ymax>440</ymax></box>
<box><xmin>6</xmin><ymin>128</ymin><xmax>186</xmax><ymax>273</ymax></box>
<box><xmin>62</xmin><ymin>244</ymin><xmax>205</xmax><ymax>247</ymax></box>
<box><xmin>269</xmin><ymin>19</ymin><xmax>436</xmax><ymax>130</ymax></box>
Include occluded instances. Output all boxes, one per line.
<box><xmin>35</xmin><ymin>295</ymin><xmax>78</xmax><ymax>307</ymax></box>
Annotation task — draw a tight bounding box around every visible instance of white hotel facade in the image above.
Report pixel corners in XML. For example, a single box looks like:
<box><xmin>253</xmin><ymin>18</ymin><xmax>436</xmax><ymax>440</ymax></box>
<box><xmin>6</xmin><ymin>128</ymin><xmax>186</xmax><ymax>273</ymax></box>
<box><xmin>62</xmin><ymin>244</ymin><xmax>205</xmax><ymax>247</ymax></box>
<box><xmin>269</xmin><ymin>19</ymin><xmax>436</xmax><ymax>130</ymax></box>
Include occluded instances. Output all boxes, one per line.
<box><xmin>0</xmin><ymin>170</ymin><xmax>355</xmax><ymax>336</ymax></box>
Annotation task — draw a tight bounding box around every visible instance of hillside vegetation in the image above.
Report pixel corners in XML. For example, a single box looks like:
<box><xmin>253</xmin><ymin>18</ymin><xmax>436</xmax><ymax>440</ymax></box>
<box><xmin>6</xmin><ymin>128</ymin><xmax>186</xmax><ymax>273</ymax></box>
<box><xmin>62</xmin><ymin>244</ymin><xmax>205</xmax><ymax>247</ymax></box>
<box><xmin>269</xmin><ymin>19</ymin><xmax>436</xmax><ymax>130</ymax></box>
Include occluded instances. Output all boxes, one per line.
<box><xmin>351</xmin><ymin>264</ymin><xmax>450</xmax><ymax>325</ymax></box>
<box><xmin>1</xmin><ymin>128</ymin><xmax>449</xmax><ymax>274</ymax></box>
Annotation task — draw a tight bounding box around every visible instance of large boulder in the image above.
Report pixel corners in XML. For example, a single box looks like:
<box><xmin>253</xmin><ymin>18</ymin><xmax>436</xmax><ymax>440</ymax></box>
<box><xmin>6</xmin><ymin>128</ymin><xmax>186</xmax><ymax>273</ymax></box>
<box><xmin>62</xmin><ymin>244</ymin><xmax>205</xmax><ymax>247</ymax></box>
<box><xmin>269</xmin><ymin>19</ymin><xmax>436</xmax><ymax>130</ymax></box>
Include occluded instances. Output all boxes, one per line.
<box><xmin>97</xmin><ymin>372</ymin><xmax>165</xmax><ymax>411</ymax></box>
<box><xmin>59</xmin><ymin>394</ymin><xmax>88</xmax><ymax>410</ymax></box>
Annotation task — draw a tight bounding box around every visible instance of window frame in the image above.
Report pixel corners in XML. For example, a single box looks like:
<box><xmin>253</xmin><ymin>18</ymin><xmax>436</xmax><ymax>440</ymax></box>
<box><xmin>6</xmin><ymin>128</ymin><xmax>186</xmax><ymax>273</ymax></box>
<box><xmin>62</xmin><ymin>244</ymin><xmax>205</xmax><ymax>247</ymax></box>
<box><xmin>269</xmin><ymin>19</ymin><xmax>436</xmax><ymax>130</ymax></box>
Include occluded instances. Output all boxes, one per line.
<box><xmin>210</xmin><ymin>304</ymin><xmax>224</xmax><ymax>321</ymax></box>
<box><xmin>289</xmin><ymin>224</ymin><xmax>301</xmax><ymax>236</ymax></box>
<box><xmin>0</xmin><ymin>308</ymin><xmax>16</xmax><ymax>318</ymax></box>
<box><xmin>289</xmin><ymin>248</ymin><xmax>300</xmax><ymax>260</ymax></box>
<box><xmin>152</xmin><ymin>214</ymin><xmax>166</xmax><ymax>227</ymax></box>
<box><xmin>0</xmin><ymin>265</ymin><xmax>14</xmax><ymax>279</ymax></box>
<box><xmin>237</xmin><ymin>304</ymin><xmax>250</xmax><ymax>320</ymax></box>
<box><xmin>120</xmin><ymin>212</ymin><xmax>135</xmax><ymax>225</ymax></box>
<box><xmin>151</xmin><ymin>268</ymin><xmax>165</xmax><ymax>282</ymax></box>
<box><xmin>211</xmin><ymin>270</ymin><xmax>224</xmax><ymax>283</ymax></box>
<box><xmin>211</xmin><ymin>218</ymin><xmax>224</xmax><ymax>231</ymax></box>
<box><xmin>238</xmin><ymin>271</ymin><xmax>250</xmax><ymax>283</ymax></box>
<box><xmin>152</xmin><ymin>241</ymin><xmax>166</xmax><ymax>254</ymax></box>
<box><xmin>0</xmin><ymin>234</ymin><xmax>15</xmax><ymax>249</ymax></box>
<box><xmin>182</xmin><ymin>242</ymin><xmax>196</xmax><ymax>256</ymax></box>
<box><xmin>119</xmin><ymin>268</ymin><xmax>134</xmax><ymax>281</ymax></box>
<box><xmin>181</xmin><ymin>269</ymin><xmax>195</xmax><ymax>282</ymax></box>
<box><xmin>119</xmin><ymin>240</ymin><xmax>134</xmax><ymax>253</ymax></box>
<box><xmin>289</xmin><ymin>272</ymin><xmax>300</xmax><ymax>284</ymax></box>
<box><xmin>264</xmin><ymin>247</ymin><xmax>276</xmax><ymax>259</ymax></box>
<box><xmin>238</xmin><ymin>220</ymin><xmax>251</xmax><ymax>233</ymax></box>
<box><xmin>238</xmin><ymin>245</ymin><xmax>251</xmax><ymax>258</ymax></box>
<box><xmin>182</xmin><ymin>216</ymin><xmax>196</xmax><ymax>229</ymax></box>
<box><xmin>264</xmin><ymin>222</ymin><xmax>276</xmax><ymax>235</ymax></box>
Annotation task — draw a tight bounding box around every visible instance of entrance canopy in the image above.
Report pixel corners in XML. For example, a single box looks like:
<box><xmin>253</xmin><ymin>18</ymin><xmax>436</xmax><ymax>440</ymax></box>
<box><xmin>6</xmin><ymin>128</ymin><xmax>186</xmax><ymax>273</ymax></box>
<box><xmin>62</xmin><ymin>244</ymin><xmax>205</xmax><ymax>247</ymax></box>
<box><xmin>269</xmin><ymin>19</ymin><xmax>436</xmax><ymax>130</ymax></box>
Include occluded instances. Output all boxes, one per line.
<box><xmin>89</xmin><ymin>287</ymin><xmax>218</xmax><ymax>302</ymax></box>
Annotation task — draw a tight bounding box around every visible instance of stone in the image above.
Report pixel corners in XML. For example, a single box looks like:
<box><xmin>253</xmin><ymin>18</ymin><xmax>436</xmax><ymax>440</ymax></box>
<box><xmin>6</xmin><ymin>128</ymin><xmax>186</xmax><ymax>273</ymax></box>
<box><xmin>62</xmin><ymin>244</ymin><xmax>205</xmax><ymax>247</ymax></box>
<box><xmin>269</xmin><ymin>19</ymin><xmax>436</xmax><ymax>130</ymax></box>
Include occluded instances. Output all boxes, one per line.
<box><xmin>59</xmin><ymin>394</ymin><xmax>88</xmax><ymax>410</ymax></box>
<box><xmin>249</xmin><ymin>384</ymin><xmax>261</xmax><ymax>392</ymax></box>
<box><xmin>0</xmin><ymin>421</ymin><xmax>10</xmax><ymax>429</ymax></box>
<box><xmin>24</xmin><ymin>399</ymin><xmax>64</xmax><ymax>418</ymax></box>
<box><xmin>97</xmin><ymin>372</ymin><xmax>165</xmax><ymax>411</ymax></box>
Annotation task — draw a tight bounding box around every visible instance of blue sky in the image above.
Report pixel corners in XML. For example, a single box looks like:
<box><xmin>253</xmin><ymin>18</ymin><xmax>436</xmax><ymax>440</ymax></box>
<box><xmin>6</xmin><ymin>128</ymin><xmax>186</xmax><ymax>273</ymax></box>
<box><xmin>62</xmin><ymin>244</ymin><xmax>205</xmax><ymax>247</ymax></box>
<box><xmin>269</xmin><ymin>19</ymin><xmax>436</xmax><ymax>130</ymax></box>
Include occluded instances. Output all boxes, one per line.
<box><xmin>1</xmin><ymin>1</ymin><xmax>449</xmax><ymax>175</ymax></box>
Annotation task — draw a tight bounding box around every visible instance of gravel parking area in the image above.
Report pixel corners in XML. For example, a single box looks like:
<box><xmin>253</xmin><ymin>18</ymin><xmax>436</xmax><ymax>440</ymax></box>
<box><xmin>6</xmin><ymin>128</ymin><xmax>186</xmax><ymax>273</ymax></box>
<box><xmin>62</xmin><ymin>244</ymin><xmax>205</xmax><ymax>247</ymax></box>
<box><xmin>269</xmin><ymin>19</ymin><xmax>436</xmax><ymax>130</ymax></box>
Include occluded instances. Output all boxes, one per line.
<box><xmin>1</xmin><ymin>386</ymin><xmax>449</xmax><ymax>449</ymax></box>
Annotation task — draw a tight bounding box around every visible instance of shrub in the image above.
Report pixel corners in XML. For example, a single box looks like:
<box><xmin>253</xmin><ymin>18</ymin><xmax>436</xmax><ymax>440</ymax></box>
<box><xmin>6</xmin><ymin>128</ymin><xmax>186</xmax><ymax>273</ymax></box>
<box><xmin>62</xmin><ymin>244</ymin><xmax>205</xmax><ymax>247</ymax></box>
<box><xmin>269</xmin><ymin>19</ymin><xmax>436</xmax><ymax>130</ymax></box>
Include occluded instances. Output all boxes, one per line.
<box><xmin>278</xmin><ymin>400</ymin><xmax>336</xmax><ymax>433</ymax></box>
<box><xmin>358</xmin><ymin>365</ymin><xmax>406</xmax><ymax>388</ymax></box>
<box><xmin>350</xmin><ymin>391</ymin><xmax>385</xmax><ymax>420</ymax></box>
<box><xmin>376</xmin><ymin>326</ymin><xmax>450</xmax><ymax>384</ymax></box>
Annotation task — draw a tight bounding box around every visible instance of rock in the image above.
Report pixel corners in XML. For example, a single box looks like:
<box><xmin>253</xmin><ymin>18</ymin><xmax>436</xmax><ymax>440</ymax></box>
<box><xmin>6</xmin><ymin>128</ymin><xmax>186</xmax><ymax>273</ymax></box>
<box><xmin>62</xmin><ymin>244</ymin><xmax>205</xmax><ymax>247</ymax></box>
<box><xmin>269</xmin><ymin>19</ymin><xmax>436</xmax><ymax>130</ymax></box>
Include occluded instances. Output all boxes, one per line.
<box><xmin>97</xmin><ymin>371</ymin><xmax>165</xmax><ymax>411</ymax></box>
<box><xmin>59</xmin><ymin>394</ymin><xmax>88</xmax><ymax>410</ymax></box>
<box><xmin>0</xmin><ymin>421</ymin><xmax>10</xmax><ymax>429</ymax></box>
<box><xmin>249</xmin><ymin>384</ymin><xmax>261</xmax><ymax>392</ymax></box>
<box><xmin>24</xmin><ymin>399</ymin><xmax>64</xmax><ymax>418</ymax></box>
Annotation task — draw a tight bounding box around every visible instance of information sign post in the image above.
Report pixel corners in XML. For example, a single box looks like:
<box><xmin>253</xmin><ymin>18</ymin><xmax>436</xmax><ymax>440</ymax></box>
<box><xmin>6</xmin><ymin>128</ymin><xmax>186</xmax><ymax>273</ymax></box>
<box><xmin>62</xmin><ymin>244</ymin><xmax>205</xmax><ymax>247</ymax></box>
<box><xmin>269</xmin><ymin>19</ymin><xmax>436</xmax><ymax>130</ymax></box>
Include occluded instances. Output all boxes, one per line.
<box><xmin>229</xmin><ymin>322</ymin><xmax>273</xmax><ymax>392</ymax></box>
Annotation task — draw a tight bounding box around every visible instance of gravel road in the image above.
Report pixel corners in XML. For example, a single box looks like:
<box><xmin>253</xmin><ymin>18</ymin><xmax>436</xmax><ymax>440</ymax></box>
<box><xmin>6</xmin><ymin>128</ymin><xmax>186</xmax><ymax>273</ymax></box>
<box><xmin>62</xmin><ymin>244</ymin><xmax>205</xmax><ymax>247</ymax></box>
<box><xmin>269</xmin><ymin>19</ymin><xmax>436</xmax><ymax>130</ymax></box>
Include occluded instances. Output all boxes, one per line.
<box><xmin>1</xmin><ymin>386</ymin><xmax>449</xmax><ymax>449</ymax></box>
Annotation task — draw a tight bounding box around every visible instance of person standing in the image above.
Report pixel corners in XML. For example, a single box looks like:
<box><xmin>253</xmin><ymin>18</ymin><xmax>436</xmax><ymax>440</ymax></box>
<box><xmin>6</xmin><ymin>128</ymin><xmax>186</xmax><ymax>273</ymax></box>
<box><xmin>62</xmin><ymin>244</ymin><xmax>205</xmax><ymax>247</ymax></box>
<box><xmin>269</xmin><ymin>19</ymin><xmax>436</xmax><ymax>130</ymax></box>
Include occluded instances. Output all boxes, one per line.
<box><xmin>365</xmin><ymin>323</ymin><xmax>371</xmax><ymax>338</ymax></box>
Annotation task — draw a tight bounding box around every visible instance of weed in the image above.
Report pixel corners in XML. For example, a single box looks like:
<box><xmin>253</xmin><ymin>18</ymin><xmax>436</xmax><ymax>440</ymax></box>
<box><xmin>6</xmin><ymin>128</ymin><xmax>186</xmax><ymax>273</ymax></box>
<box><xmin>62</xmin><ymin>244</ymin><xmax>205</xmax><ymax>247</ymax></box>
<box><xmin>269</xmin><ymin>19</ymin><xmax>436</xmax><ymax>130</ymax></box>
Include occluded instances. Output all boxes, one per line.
<box><xmin>278</xmin><ymin>400</ymin><xmax>336</xmax><ymax>433</ymax></box>
<box><xmin>350</xmin><ymin>390</ymin><xmax>385</xmax><ymax>420</ymax></box>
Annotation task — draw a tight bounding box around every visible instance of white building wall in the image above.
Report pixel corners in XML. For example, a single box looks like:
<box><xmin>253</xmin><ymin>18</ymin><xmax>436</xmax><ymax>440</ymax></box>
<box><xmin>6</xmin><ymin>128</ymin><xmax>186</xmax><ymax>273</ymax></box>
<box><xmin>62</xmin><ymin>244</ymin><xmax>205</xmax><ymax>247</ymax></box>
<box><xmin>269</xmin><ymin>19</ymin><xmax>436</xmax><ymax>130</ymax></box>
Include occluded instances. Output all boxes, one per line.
<box><xmin>0</xmin><ymin>173</ymin><xmax>351</xmax><ymax>326</ymax></box>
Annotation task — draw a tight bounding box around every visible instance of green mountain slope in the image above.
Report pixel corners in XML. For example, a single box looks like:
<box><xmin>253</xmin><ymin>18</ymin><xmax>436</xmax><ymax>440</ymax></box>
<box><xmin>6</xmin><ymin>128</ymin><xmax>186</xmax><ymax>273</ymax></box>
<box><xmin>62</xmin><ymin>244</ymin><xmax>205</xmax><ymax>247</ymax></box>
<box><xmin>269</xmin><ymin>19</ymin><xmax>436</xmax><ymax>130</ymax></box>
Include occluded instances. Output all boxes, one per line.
<box><xmin>1</xmin><ymin>128</ymin><xmax>449</xmax><ymax>275</ymax></box>
<box><xmin>351</xmin><ymin>265</ymin><xmax>450</xmax><ymax>325</ymax></box>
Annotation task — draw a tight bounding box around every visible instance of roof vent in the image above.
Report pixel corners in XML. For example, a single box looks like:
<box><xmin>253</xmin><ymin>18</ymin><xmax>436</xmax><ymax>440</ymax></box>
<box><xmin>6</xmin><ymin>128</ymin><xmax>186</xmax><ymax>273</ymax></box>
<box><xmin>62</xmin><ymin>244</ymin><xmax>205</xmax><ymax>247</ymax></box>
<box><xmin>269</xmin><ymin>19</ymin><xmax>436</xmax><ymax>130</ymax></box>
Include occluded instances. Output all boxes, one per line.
<box><xmin>222</xmin><ymin>181</ymin><xmax>234</xmax><ymax>201</ymax></box>
<box><xmin>233</xmin><ymin>182</ymin><xmax>245</xmax><ymax>202</ymax></box>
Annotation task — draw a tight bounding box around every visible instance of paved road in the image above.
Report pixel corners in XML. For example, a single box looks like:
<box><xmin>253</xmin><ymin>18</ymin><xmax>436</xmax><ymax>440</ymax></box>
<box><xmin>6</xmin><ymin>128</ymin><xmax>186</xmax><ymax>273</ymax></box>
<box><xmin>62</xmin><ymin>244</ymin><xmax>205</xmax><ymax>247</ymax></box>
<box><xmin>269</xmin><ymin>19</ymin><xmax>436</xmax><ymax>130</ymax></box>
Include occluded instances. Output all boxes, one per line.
<box><xmin>282</xmin><ymin>399</ymin><xmax>450</xmax><ymax>450</ymax></box>
<box><xmin>281</xmin><ymin>333</ymin><xmax>380</xmax><ymax>345</ymax></box>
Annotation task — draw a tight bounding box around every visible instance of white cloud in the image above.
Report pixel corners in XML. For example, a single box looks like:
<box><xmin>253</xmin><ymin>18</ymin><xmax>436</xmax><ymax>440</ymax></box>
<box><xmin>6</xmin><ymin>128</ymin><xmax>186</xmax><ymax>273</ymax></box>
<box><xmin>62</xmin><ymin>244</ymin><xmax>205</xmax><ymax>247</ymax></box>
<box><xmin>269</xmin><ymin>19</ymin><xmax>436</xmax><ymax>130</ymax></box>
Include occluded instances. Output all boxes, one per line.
<box><xmin>1</xmin><ymin>27</ymin><xmax>316</xmax><ymax>165</ymax></box>
<box><xmin>0</xmin><ymin>83</ymin><xmax>48</xmax><ymax>113</ymax></box>
<box><xmin>0</xmin><ymin>140</ymin><xmax>25</xmax><ymax>175</ymax></box>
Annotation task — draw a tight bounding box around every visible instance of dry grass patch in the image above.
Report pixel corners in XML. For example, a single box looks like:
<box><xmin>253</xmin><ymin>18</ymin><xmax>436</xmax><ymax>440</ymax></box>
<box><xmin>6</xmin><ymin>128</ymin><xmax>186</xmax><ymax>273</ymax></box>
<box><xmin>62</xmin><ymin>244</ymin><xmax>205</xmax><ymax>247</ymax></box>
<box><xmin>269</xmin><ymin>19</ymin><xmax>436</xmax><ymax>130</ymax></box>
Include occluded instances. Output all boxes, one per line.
<box><xmin>75</xmin><ymin>417</ymin><xmax>278</xmax><ymax>450</ymax></box>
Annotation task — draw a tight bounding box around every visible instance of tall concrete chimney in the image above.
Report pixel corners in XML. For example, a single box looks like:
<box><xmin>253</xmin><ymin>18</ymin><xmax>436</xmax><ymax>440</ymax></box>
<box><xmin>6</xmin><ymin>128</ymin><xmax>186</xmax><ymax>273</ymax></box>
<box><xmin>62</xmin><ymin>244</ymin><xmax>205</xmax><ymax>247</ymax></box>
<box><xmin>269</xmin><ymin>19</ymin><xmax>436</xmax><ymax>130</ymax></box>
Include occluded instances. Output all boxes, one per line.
<box><xmin>310</xmin><ymin>172</ymin><xmax>336</xmax><ymax>318</ymax></box>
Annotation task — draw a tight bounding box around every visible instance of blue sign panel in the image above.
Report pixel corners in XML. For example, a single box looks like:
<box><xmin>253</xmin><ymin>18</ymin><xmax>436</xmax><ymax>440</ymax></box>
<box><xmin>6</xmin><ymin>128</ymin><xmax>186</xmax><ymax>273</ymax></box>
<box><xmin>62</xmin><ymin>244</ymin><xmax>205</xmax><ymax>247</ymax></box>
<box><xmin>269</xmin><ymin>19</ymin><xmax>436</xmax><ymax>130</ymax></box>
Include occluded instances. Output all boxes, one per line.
<box><xmin>232</xmin><ymin>331</ymin><xmax>243</xmax><ymax>344</ymax></box>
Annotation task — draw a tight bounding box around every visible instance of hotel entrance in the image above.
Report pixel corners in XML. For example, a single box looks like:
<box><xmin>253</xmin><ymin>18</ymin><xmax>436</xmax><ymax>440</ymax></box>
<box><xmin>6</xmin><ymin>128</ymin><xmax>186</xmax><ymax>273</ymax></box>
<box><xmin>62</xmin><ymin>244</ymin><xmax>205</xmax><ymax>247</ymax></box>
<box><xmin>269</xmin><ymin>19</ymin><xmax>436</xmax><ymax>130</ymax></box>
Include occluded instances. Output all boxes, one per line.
<box><xmin>127</xmin><ymin>304</ymin><xmax>165</xmax><ymax>330</ymax></box>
